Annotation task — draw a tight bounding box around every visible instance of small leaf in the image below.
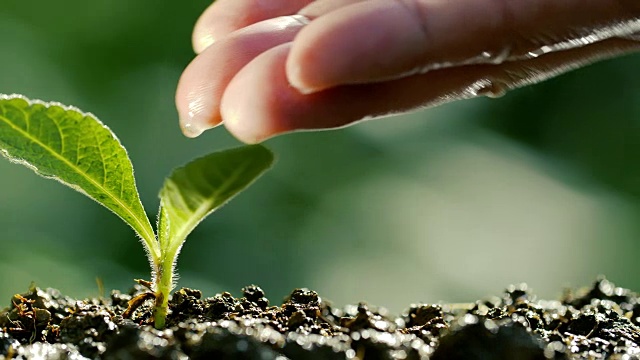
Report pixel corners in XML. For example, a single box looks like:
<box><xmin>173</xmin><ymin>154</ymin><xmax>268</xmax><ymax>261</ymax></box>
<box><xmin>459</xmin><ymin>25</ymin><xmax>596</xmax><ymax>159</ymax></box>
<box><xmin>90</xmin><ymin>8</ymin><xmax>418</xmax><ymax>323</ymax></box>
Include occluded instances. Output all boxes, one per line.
<box><xmin>0</xmin><ymin>94</ymin><xmax>158</xmax><ymax>257</ymax></box>
<box><xmin>158</xmin><ymin>145</ymin><xmax>274</xmax><ymax>255</ymax></box>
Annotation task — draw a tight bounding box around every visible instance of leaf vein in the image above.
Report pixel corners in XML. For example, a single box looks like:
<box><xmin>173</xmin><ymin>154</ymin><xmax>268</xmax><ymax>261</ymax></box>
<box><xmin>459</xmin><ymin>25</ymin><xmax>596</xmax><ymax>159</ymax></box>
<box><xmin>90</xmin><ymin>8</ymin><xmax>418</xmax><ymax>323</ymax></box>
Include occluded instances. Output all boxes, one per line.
<box><xmin>0</xmin><ymin>111</ymin><xmax>155</xmax><ymax>246</ymax></box>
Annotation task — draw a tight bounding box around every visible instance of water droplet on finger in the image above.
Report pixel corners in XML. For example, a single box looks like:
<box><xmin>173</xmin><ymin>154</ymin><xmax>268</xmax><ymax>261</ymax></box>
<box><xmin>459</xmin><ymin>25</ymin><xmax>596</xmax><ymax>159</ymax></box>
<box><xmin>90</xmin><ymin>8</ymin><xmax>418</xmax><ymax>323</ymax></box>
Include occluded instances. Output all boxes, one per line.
<box><xmin>478</xmin><ymin>47</ymin><xmax>512</xmax><ymax>65</ymax></box>
<box><xmin>517</xmin><ymin>20</ymin><xmax>640</xmax><ymax>60</ymax></box>
<box><xmin>181</xmin><ymin>122</ymin><xmax>205</xmax><ymax>138</ymax></box>
<box><xmin>410</xmin><ymin>46</ymin><xmax>514</xmax><ymax>75</ymax></box>
<box><xmin>466</xmin><ymin>79</ymin><xmax>509</xmax><ymax>99</ymax></box>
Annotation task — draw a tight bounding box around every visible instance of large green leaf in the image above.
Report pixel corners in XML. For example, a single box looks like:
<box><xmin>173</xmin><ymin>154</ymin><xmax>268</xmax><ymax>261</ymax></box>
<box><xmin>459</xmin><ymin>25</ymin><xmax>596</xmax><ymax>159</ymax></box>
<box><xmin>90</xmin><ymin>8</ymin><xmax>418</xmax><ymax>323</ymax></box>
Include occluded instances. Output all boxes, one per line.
<box><xmin>158</xmin><ymin>145</ymin><xmax>274</xmax><ymax>256</ymax></box>
<box><xmin>0</xmin><ymin>94</ymin><xmax>158</xmax><ymax>257</ymax></box>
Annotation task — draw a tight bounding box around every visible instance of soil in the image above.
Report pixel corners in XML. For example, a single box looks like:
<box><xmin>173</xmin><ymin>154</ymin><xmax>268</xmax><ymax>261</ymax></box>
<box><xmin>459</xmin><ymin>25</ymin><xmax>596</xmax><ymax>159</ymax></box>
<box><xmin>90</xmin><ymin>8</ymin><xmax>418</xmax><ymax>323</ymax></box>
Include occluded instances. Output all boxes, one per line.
<box><xmin>1</xmin><ymin>277</ymin><xmax>639</xmax><ymax>359</ymax></box>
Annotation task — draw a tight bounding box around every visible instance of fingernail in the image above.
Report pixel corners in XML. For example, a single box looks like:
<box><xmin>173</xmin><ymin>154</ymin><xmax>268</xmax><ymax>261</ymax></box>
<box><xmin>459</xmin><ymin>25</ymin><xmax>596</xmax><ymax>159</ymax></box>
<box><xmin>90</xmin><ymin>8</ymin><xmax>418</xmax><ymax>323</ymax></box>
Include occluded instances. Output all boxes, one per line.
<box><xmin>287</xmin><ymin>63</ymin><xmax>321</xmax><ymax>95</ymax></box>
<box><xmin>194</xmin><ymin>34</ymin><xmax>216</xmax><ymax>54</ymax></box>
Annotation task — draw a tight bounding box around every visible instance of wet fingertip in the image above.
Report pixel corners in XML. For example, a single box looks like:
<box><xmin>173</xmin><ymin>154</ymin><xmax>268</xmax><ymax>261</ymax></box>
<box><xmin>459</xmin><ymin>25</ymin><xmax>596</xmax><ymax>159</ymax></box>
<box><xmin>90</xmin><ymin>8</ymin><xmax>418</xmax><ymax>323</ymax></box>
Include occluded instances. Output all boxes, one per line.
<box><xmin>179</xmin><ymin>111</ymin><xmax>222</xmax><ymax>138</ymax></box>
<box><xmin>181</xmin><ymin>122</ymin><xmax>205</xmax><ymax>138</ymax></box>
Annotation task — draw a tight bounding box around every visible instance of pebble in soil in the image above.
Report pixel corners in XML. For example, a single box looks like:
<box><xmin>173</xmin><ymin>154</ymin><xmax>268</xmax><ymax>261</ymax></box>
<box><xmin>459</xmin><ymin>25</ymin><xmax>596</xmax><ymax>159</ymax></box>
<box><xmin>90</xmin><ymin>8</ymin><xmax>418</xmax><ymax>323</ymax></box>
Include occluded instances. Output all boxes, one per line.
<box><xmin>1</xmin><ymin>278</ymin><xmax>640</xmax><ymax>359</ymax></box>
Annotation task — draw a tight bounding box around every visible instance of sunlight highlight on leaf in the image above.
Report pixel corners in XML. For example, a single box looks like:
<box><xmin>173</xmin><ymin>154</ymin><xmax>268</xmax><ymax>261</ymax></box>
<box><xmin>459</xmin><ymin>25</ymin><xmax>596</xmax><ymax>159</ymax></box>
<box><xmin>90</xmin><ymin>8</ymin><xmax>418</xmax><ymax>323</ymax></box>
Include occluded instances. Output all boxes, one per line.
<box><xmin>158</xmin><ymin>145</ymin><xmax>274</xmax><ymax>256</ymax></box>
<box><xmin>0</xmin><ymin>94</ymin><xmax>158</xmax><ymax>257</ymax></box>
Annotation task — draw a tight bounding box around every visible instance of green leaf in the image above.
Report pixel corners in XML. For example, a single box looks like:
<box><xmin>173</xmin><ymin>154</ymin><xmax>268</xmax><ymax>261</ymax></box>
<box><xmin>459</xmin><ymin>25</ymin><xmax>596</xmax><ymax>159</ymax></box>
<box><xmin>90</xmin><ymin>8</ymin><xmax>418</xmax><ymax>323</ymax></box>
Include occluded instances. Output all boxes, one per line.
<box><xmin>0</xmin><ymin>94</ymin><xmax>158</xmax><ymax>258</ymax></box>
<box><xmin>158</xmin><ymin>145</ymin><xmax>274</xmax><ymax>256</ymax></box>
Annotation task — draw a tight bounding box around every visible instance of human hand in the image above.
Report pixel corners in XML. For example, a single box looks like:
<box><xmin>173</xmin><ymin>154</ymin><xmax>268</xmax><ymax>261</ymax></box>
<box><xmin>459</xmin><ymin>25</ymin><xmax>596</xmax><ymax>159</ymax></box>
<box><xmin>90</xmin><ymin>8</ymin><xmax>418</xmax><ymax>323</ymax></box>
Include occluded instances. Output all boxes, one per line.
<box><xmin>176</xmin><ymin>0</ymin><xmax>640</xmax><ymax>143</ymax></box>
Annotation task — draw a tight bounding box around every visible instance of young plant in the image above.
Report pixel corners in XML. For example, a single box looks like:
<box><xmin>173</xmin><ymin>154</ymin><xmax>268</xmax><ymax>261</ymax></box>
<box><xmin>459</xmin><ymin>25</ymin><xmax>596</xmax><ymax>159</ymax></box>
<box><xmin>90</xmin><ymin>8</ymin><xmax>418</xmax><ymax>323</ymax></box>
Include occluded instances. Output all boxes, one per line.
<box><xmin>0</xmin><ymin>94</ymin><xmax>274</xmax><ymax>329</ymax></box>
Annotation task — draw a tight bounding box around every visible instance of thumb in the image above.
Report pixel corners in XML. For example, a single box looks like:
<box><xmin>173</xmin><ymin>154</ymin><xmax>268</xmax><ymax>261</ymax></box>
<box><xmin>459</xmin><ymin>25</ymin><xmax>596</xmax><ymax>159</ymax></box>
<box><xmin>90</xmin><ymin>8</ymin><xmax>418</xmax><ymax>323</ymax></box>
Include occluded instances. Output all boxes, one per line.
<box><xmin>287</xmin><ymin>0</ymin><xmax>640</xmax><ymax>93</ymax></box>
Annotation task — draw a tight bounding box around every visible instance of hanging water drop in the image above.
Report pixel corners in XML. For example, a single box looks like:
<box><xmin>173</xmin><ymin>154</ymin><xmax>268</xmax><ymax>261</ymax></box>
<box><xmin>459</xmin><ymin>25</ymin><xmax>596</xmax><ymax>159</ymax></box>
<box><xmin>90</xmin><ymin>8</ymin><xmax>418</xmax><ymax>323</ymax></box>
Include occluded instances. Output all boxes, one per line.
<box><xmin>181</xmin><ymin>122</ymin><xmax>205</xmax><ymax>138</ymax></box>
<box><xmin>466</xmin><ymin>79</ymin><xmax>508</xmax><ymax>99</ymax></box>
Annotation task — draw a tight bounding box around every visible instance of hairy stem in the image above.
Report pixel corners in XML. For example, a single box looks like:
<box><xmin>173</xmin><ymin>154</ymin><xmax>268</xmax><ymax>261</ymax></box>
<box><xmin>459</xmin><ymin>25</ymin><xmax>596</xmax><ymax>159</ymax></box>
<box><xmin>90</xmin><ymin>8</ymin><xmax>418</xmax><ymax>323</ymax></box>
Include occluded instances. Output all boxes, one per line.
<box><xmin>153</xmin><ymin>259</ymin><xmax>173</xmax><ymax>329</ymax></box>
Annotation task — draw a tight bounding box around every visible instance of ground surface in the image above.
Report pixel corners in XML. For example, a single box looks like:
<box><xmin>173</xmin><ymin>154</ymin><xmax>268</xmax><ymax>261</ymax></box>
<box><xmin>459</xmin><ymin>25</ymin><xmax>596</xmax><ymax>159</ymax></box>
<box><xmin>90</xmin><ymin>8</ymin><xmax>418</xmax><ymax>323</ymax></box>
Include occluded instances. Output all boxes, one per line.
<box><xmin>0</xmin><ymin>278</ymin><xmax>639</xmax><ymax>359</ymax></box>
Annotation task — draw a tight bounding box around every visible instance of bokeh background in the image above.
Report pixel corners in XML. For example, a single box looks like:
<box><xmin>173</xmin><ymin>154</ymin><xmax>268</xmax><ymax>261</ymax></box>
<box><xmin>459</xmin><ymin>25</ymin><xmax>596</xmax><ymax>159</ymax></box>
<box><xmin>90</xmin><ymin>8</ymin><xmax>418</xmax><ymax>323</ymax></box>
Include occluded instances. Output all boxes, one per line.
<box><xmin>1</xmin><ymin>1</ymin><xmax>640</xmax><ymax>314</ymax></box>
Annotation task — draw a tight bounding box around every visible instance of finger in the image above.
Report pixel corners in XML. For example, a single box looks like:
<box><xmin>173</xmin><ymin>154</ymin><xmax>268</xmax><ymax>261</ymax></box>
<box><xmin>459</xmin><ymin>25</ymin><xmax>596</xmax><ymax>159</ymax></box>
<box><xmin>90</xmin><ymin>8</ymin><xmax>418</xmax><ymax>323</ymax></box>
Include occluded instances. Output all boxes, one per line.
<box><xmin>177</xmin><ymin>16</ymin><xmax>306</xmax><ymax>137</ymax></box>
<box><xmin>222</xmin><ymin>38</ymin><xmax>640</xmax><ymax>144</ymax></box>
<box><xmin>287</xmin><ymin>0</ymin><xmax>640</xmax><ymax>93</ymax></box>
<box><xmin>193</xmin><ymin>0</ymin><xmax>313</xmax><ymax>53</ymax></box>
<box><xmin>297</xmin><ymin>0</ymin><xmax>366</xmax><ymax>17</ymax></box>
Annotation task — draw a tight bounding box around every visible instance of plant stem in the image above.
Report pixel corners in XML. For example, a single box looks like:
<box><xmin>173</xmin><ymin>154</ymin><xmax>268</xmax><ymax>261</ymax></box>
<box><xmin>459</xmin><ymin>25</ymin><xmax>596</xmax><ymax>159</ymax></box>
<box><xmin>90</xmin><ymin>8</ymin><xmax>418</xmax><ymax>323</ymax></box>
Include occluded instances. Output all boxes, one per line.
<box><xmin>153</xmin><ymin>259</ymin><xmax>173</xmax><ymax>329</ymax></box>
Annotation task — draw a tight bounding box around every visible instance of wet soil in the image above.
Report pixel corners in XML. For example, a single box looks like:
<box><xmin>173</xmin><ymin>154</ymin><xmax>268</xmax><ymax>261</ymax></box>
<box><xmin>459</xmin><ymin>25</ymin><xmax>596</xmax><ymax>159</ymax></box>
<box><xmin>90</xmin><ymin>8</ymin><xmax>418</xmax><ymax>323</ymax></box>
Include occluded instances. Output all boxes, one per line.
<box><xmin>1</xmin><ymin>278</ymin><xmax>639</xmax><ymax>359</ymax></box>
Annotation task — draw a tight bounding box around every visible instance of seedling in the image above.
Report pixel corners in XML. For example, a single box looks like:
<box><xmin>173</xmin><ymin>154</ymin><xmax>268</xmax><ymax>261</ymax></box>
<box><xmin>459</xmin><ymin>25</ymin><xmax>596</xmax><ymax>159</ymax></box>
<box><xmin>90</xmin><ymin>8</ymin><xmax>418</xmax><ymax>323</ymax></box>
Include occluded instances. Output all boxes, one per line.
<box><xmin>0</xmin><ymin>94</ymin><xmax>274</xmax><ymax>329</ymax></box>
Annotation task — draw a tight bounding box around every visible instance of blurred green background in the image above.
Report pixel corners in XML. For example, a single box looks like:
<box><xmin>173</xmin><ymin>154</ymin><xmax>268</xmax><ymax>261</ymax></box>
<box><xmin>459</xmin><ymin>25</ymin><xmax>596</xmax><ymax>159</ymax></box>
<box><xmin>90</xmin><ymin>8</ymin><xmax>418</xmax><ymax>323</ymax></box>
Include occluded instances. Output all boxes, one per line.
<box><xmin>1</xmin><ymin>1</ymin><xmax>640</xmax><ymax>313</ymax></box>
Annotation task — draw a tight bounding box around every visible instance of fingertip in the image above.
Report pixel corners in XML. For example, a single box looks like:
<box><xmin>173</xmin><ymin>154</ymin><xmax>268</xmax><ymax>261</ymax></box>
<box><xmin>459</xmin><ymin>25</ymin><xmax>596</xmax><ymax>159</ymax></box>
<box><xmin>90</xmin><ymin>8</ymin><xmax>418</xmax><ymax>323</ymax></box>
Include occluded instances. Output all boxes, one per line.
<box><xmin>285</xmin><ymin>59</ymin><xmax>321</xmax><ymax>95</ymax></box>
<box><xmin>220</xmin><ymin>74</ymin><xmax>281</xmax><ymax>144</ymax></box>
<box><xmin>220</xmin><ymin>41</ymin><xmax>367</xmax><ymax>143</ymax></box>
<box><xmin>221</xmin><ymin>44</ymin><xmax>295</xmax><ymax>144</ymax></box>
<box><xmin>222</xmin><ymin>41</ymin><xmax>381</xmax><ymax>142</ymax></box>
<box><xmin>176</xmin><ymin>97</ymin><xmax>223</xmax><ymax>139</ymax></box>
<box><xmin>175</xmin><ymin>58</ymin><xmax>223</xmax><ymax>138</ymax></box>
<box><xmin>192</xmin><ymin>2</ymin><xmax>222</xmax><ymax>54</ymax></box>
<box><xmin>220</xmin><ymin>105</ymin><xmax>272</xmax><ymax>144</ymax></box>
<box><xmin>177</xmin><ymin>107</ymin><xmax>223</xmax><ymax>139</ymax></box>
<box><xmin>287</xmin><ymin>1</ymin><xmax>428</xmax><ymax>92</ymax></box>
<box><xmin>181</xmin><ymin>16</ymin><xmax>308</xmax><ymax>140</ymax></box>
<box><xmin>191</xmin><ymin>0</ymin><xmax>315</xmax><ymax>54</ymax></box>
<box><xmin>285</xmin><ymin>22</ymin><xmax>332</xmax><ymax>94</ymax></box>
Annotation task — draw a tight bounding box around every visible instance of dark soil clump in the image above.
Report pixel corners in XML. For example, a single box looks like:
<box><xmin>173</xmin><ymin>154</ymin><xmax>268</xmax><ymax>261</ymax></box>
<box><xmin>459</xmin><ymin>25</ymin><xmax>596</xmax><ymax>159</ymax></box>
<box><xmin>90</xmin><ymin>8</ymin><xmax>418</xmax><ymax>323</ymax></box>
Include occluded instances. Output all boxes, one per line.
<box><xmin>1</xmin><ymin>278</ymin><xmax>640</xmax><ymax>359</ymax></box>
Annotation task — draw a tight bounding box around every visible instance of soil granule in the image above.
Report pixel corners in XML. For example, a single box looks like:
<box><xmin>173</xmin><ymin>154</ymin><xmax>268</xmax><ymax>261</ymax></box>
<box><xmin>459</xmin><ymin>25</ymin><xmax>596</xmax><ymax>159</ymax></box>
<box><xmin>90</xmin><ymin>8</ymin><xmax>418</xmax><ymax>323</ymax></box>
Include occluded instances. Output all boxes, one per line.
<box><xmin>1</xmin><ymin>277</ymin><xmax>640</xmax><ymax>359</ymax></box>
